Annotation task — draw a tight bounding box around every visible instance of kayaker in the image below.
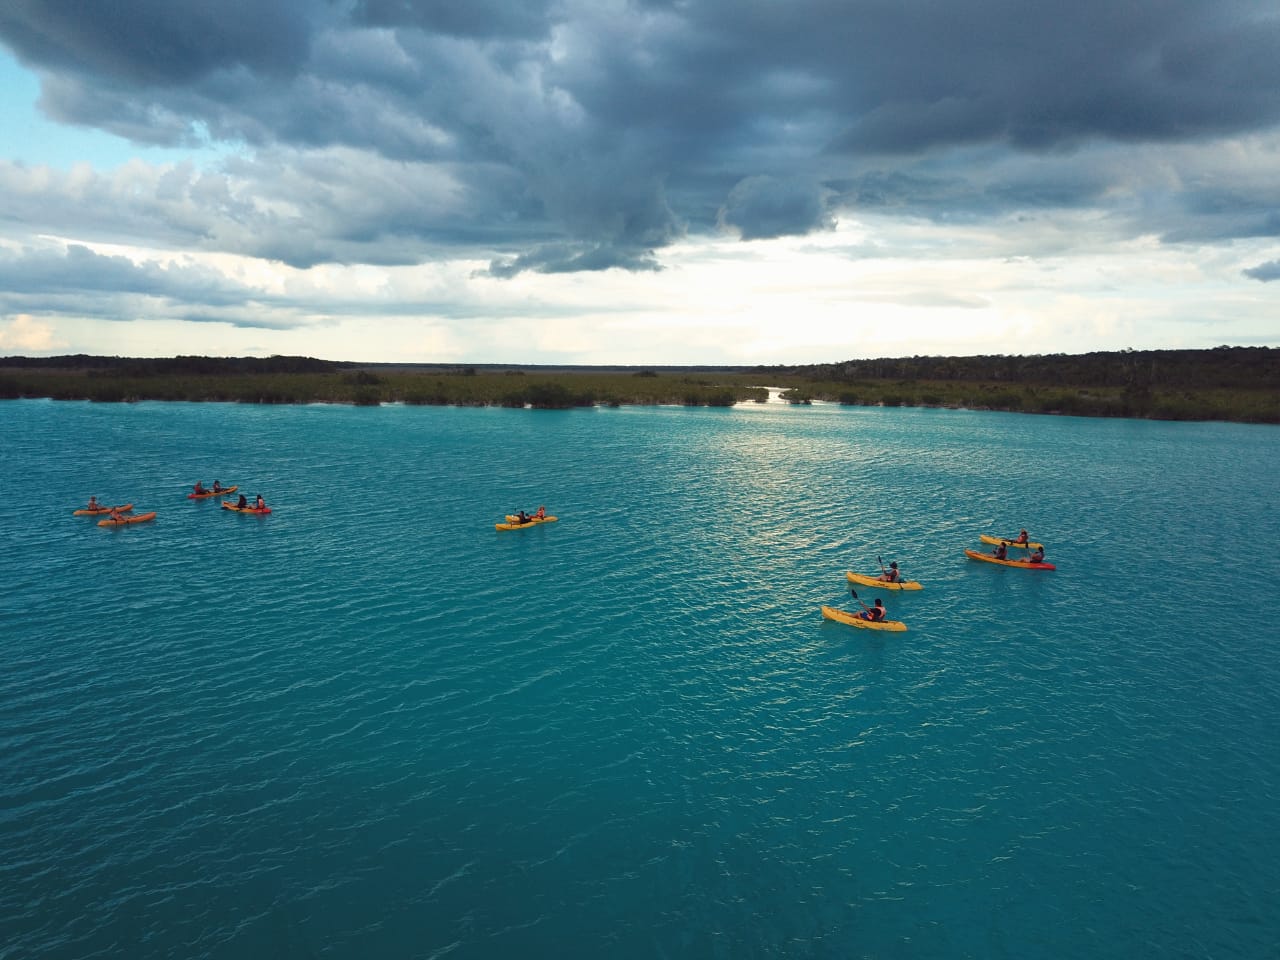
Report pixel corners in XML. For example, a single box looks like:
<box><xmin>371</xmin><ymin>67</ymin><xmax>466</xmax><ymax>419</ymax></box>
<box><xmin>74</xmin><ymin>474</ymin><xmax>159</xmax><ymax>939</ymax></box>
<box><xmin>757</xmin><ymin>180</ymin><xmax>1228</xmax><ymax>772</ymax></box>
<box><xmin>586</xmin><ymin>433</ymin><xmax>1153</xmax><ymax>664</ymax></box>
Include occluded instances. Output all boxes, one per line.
<box><xmin>1028</xmin><ymin>546</ymin><xmax>1045</xmax><ymax>564</ymax></box>
<box><xmin>859</xmin><ymin>598</ymin><xmax>887</xmax><ymax>622</ymax></box>
<box><xmin>212</xmin><ymin>480</ymin><xmax>223</xmax><ymax>492</ymax></box>
<box><xmin>879</xmin><ymin>561</ymin><xmax>901</xmax><ymax>583</ymax></box>
<box><xmin>534</xmin><ymin>505</ymin><xmax>546</xmax><ymax>519</ymax></box>
<box><xmin>254</xmin><ymin>494</ymin><xmax>266</xmax><ymax>510</ymax></box>
<box><xmin>193</xmin><ymin>481</ymin><xmax>207</xmax><ymax>495</ymax></box>
<box><xmin>237</xmin><ymin>494</ymin><xmax>248</xmax><ymax>509</ymax></box>
<box><xmin>992</xmin><ymin>541</ymin><xmax>1008</xmax><ymax>560</ymax></box>
<box><xmin>515</xmin><ymin>510</ymin><xmax>531</xmax><ymax>524</ymax></box>
<box><xmin>87</xmin><ymin>495</ymin><xmax>99</xmax><ymax>511</ymax></box>
<box><xmin>108</xmin><ymin>506</ymin><xmax>124</xmax><ymax>522</ymax></box>
<box><xmin>1015</xmin><ymin>529</ymin><xmax>1029</xmax><ymax>544</ymax></box>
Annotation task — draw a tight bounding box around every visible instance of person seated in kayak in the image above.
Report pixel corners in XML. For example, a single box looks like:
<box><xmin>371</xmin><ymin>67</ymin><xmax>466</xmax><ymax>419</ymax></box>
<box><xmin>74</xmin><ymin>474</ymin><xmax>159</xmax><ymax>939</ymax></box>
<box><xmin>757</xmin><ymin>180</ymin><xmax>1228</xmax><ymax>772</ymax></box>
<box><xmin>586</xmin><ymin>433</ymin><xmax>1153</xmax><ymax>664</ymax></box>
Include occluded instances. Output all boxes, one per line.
<box><xmin>859</xmin><ymin>598</ymin><xmax>887</xmax><ymax>621</ymax></box>
<box><xmin>514</xmin><ymin>510</ymin><xmax>531</xmax><ymax>524</ymax></box>
<box><xmin>108</xmin><ymin>506</ymin><xmax>124</xmax><ymax>521</ymax></box>
<box><xmin>992</xmin><ymin>541</ymin><xmax>1008</xmax><ymax>560</ymax></box>
<box><xmin>534</xmin><ymin>505</ymin><xmax>546</xmax><ymax>519</ymax></box>
<box><xmin>193</xmin><ymin>481</ymin><xmax>208</xmax><ymax>495</ymax></box>
<box><xmin>87</xmin><ymin>495</ymin><xmax>100</xmax><ymax>511</ymax></box>
<box><xmin>879</xmin><ymin>562</ymin><xmax>901</xmax><ymax>582</ymax></box>
<box><xmin>212</xmin><ymin>480</ymin><xmax>223</xmax><ymax>492</ymax></box>
<box><xmin>236</xmin><ymin>494</ymin><xmax>248</xmax><ymax>509</ymax></box>
<box><xmin>254</xmin><ymin>495</ymin><xmax>266</xmax><ymax>510</ymax></box>
<box><xmin>1028</xmin><ymin>546</ymin><xmax>1045</xmax><ymax>564</ymax></box>
<box><xmin>1015</xmin><ymin>530</ymin><xmax>1029</xmax><ymax>544</ymax></box>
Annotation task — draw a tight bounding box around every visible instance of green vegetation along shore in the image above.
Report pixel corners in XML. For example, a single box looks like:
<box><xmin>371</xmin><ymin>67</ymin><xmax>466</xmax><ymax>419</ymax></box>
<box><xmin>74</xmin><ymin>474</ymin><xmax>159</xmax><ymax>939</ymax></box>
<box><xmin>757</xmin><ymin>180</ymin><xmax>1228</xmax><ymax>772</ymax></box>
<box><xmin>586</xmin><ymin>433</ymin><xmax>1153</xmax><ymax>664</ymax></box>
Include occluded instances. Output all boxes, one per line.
<box><xmin>2</xmin><ymin>347</ymin><xmax>1277</xmax><ymax>423</ymax></box>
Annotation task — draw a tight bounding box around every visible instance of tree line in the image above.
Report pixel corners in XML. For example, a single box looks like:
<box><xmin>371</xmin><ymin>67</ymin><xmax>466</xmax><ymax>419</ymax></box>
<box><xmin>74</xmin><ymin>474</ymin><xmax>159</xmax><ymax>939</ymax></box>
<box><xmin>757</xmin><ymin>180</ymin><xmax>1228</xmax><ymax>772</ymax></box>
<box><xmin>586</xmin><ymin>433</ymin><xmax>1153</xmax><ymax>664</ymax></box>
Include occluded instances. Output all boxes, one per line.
<box><xmin>1</xmin><ymin>347</ymin><xmax>1276</xmax><ymax>422</ymax></box>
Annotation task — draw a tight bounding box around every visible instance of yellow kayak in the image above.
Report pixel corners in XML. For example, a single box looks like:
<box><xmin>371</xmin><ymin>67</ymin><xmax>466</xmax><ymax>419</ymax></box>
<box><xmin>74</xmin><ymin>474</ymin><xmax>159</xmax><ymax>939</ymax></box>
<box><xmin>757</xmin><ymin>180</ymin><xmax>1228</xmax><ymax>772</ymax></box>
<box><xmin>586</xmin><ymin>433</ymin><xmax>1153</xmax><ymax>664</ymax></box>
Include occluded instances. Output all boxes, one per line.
<box><xmin>979</xmin><ymin>534</ymin><xmax>1044</xmax><ymax>550</ymax></box>
<box><xmin>846</xmin><ymin>570</ymin><xmax>923</xmax><ymax>591</ymax></box>
<box><xmin>189</xmin><ymin>485</ymin><xmax>237</xmax><ymax>500</ymax></box>
<box><xmin>965</xmin><ymin>548</ymin><xmax>1055</xmax><ymax>570</ymax></box>
<box><xmin>820</xmin><ymin>604</ymin><xmax>907</xmax><ymax>632</ymax></box>
<box><xmin>222</xmin><ymin>501</ymin><xmax>271</xmax><ymax>514</ymax></box>
<box><xmin>496</xmin><ymin>515</ymin><xmax>557</xmax><ymax>531</ymax></box>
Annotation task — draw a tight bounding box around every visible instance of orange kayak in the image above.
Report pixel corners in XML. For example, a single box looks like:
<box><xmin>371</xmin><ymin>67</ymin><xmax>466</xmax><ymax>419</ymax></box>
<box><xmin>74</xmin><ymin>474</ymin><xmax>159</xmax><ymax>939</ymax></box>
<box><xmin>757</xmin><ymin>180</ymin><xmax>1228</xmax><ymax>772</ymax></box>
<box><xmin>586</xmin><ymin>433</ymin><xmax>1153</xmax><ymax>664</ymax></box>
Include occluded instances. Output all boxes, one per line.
<box><xmin>98</xmin><ymin>511</ymin><xmax>156</xmax><ymax>527</ymax></box>
<box><xmin>75</xmin><ymin>503</ymin><xmax>133</xmax><ymax>516</ymax></box>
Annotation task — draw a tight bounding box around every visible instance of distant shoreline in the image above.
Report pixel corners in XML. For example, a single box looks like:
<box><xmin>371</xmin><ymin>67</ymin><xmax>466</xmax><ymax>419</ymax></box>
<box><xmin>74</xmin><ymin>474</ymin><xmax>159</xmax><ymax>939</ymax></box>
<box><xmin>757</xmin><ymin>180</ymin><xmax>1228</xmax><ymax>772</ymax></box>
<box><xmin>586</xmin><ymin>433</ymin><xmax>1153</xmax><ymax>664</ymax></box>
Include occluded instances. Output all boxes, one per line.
<box><xmin>2</xmin><ymin>348</ymin><xmax>1277</xmax><ymax>423</ymax></box>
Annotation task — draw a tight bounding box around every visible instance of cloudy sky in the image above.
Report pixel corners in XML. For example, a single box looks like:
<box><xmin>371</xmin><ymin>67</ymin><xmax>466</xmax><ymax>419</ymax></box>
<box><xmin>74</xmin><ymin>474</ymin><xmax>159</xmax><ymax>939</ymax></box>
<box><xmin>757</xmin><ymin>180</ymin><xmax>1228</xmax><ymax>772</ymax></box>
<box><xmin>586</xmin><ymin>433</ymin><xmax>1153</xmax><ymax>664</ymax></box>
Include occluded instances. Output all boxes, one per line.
<box><xmin>1</xmin><ymin>0</ymin><xmax>1278</xmax><ymax>365</ymax></box>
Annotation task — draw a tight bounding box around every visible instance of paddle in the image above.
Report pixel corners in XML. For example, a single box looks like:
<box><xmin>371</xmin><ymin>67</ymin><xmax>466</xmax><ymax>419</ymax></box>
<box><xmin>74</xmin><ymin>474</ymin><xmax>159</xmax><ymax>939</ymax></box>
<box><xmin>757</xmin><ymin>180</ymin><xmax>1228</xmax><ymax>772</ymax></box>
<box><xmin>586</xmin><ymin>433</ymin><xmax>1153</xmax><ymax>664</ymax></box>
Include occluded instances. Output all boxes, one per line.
<box><xmin>849</xmin><ymin>587</ymin><xmax>872</xmax><ymax>616</ymax></box>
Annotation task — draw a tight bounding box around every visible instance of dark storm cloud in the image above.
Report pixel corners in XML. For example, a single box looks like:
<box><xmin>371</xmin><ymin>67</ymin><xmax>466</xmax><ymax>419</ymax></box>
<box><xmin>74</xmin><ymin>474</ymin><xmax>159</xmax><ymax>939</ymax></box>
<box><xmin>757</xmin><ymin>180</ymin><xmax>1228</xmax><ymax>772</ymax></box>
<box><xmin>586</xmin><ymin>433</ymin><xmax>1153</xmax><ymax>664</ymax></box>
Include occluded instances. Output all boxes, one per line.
<box><xmin>2</xmin><ymin>0</ymin><xmax>1280</xmax><ymax>275</ymax></box>
<box><xmin>0</xmin><ymin>245</ymin><xmax>308</xmax><ymax>328</ymax></box>
<box><xmin>718</xmin><ymin>176</ymin><xmax>833</xmax><ymax>240</ymax></box>
<box><xmin>0</xmin><ymin>244</ymin><xmax>241</xmax><ymax>302</ymax></box>
<box><xmin>1244</xmin><ymin>261</ymin><xmax>1280</xmax><ymax>282</ymax></box>
<box><xmin>350</xmin><ymin>0</ymin><xmax>556</xmax><ymax>40</ymax></box>
<box><xmin>0</xmin><ymin>0</ymin><xmax>315</xmax><ymax>84</ymax></box>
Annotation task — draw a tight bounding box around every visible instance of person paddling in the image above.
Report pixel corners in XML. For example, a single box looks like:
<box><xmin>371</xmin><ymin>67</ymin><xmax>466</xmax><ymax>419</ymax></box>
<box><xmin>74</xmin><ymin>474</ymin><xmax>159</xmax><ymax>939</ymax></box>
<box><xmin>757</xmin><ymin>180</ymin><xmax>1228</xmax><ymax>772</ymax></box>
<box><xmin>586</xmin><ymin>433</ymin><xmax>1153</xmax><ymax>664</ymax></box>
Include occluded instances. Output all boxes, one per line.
<box><xmin>851</xmin><ymin>589</ymin><xmax>887</xmax><ymax>622</ymax></box>
<box><xmin>878</xmin><ymin>561</ymin><xmax>901</xmax><ymax>583</ymax></box>
<box><xmin>87</xmin><ymin>495</ymin><xmax>100</xmax><ymax>511</ymax></box>
<box><xmin>1028</xmin><ymin>545</ymin><xmax>1045</xmax><ymax>564</ymax></box>
<box><xmin>860</xmin><ymin>598</ymin><xmax>887</xmax><ymax>622</ymax></box>
<box><xmin>992</xmin><ymin>541</ymin><xmax>1008</xmax><ymax>560</ymax></box>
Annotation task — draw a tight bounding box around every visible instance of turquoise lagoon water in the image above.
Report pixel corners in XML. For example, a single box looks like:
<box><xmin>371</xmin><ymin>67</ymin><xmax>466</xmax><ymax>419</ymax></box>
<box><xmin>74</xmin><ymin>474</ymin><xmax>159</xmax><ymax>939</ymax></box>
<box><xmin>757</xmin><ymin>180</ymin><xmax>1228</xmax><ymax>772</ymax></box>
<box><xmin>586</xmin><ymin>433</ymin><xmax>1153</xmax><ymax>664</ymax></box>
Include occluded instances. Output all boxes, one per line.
<box><xmin>1</xmin><ymin>398</ymin><xmax>1278</xmax><ymax>959</ymax></box>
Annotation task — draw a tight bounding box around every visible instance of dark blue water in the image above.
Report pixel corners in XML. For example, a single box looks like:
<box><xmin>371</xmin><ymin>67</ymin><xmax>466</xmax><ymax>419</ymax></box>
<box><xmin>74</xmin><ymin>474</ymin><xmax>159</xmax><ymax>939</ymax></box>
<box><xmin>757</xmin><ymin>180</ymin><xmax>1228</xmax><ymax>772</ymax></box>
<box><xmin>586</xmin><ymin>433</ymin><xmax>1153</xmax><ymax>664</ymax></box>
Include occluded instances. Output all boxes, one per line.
<box><xmin>2</xmin><ymin>398</ymin><xmax>1278</xmax><ymax>959</ymax></box>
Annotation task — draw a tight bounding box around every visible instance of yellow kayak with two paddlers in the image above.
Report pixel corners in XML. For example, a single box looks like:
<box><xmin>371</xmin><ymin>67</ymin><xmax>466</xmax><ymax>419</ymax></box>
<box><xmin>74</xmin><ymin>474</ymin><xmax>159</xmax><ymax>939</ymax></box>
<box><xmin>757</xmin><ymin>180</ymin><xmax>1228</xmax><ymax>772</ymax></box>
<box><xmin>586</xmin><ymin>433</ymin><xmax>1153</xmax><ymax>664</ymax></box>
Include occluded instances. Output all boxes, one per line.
<box><xmin>496</xmin><ymin>514</ymin><xmax>558</xmax><ymax>531</ymax></box>
<box><xmin>979</xmin><ymin>534</ymin><xmax>1044</xmax><ymax>550</ymax></box>
<box><xmin>965</xmin><ymin>548</ymin><xmax>1055</xmax><ymax>570</ymax></box>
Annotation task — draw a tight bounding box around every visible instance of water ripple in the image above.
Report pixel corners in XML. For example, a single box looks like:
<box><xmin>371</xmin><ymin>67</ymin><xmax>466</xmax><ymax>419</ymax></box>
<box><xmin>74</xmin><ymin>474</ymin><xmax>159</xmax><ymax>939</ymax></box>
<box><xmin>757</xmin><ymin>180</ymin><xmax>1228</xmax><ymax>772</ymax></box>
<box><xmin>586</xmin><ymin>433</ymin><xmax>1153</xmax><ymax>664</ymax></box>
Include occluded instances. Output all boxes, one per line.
<box><xmin>1</xmin><ymin>401</ymin><xmax>1278</xmax><ymax>959</ymax></box>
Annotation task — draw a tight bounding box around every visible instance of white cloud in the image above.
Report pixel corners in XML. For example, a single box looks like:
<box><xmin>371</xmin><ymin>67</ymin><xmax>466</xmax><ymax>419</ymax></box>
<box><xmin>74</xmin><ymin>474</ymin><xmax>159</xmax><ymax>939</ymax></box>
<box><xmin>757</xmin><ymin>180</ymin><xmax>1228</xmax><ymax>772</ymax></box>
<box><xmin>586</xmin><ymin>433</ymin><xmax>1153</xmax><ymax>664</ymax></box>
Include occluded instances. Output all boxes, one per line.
<box><xmin>0</xmin><ymin>313</ymin><xmax>66</xmax><ymax>351</ymax></box>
